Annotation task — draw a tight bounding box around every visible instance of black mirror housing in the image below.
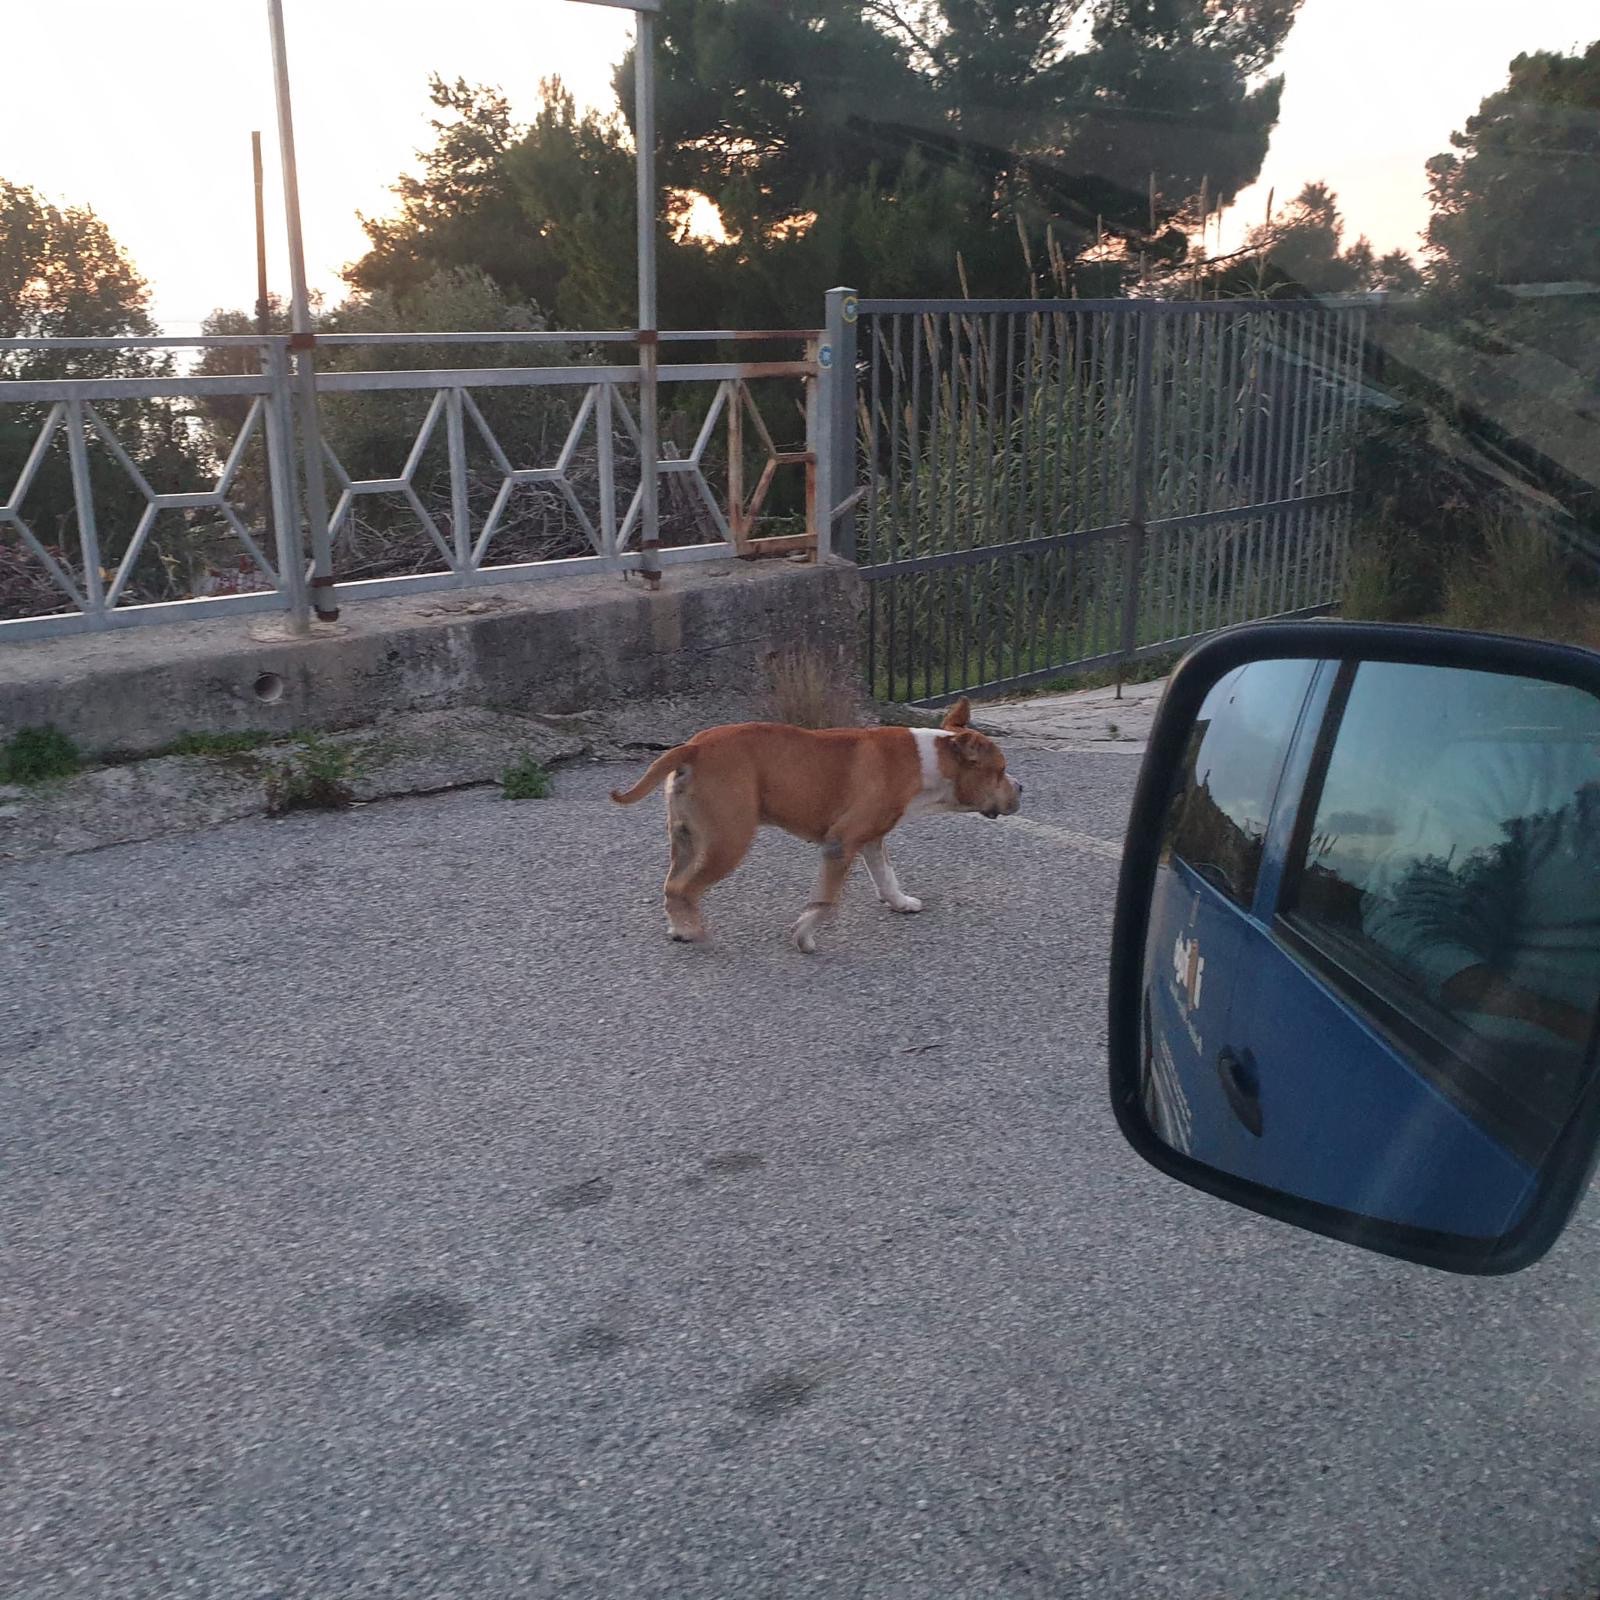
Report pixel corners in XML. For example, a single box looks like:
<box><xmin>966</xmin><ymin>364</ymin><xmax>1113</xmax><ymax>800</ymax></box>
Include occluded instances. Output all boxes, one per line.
<box><xmin>1109</xmin><ymin>620</ymin><xmax>1600</xmax><ymax>1275</ymax></box>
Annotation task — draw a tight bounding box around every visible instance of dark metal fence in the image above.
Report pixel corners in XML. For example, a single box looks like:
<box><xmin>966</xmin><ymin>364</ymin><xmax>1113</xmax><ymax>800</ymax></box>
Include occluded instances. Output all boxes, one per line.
<box><xmin>843</xmin><ymin>297</ymin><xmax>1368</xmax><ymax>704</ymax></box>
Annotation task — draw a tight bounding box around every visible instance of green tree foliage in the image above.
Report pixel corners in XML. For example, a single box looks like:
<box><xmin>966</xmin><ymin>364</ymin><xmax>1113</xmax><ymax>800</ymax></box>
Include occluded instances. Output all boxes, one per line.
<box><xmin>0</xmin><ymin>181</ymin><xmax>206</xmax><ymax>618</ymax></box>
<box><xmin>1169</xmin><ymin>182</ymin><xmax>1419</xmax><ymax>299</ymax></box>
<box><xmin>1234</xmin><ymin>182</ymin><xmax>1419</xmax><ymax>296</ymax></box>
<box><xmin>351</xmin><ymin>1</ymin><xmax>1306</xmax><ymax>327</ymax></box>
<box><xmin>1425</xmin><ymin>39</ymin><xmax>1600</xmax><ymax>289</ymax></box>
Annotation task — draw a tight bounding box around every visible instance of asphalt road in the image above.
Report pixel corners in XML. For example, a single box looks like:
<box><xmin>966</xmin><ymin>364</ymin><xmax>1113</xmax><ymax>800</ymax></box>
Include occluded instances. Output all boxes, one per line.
<box><xmin>4</xmin><ymin>747</ymin><xmax>1599</xmax><ymax>1599</ymax></box>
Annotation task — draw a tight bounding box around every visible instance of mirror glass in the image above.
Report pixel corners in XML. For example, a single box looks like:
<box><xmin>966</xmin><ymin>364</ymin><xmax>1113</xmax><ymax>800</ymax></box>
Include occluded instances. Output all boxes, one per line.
<box><xmin>1140</xmin><ymin>657</ymin><xmax>1600</xmax><ymax>1245</ymax></box>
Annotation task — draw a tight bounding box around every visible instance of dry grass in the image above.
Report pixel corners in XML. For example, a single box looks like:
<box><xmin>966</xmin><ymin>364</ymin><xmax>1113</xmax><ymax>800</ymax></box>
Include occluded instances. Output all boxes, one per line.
<box><xmin>765</xmin><ymin>643</ymin><xmax>865</xmax><ymax>729</ymax></box>
<box><xmin>1443</xmin><ymin>507</ymin><xmax>1575</xmax><ymax>636</ymax></box>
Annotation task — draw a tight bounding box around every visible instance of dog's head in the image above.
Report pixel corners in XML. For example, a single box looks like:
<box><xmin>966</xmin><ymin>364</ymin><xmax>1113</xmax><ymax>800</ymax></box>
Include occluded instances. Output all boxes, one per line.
<box><xmin>939</xmin><ymin>698</ymin><xmax>1022</xmax><ymax>818</ymax></box>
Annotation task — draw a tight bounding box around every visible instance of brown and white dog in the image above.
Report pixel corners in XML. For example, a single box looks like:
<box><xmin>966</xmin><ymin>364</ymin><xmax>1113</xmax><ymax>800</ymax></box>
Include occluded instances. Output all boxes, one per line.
<box><xmin>610</xmin><ymin>697</ymin><xmax>1021</xmax><ymax>952</ymax></box>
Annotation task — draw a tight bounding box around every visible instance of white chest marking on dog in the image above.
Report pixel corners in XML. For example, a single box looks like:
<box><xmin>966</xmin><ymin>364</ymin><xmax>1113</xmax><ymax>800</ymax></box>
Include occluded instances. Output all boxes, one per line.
<box><xmin>907</xmin><ymin>729</ymin><xmax>955</xmax><ymax>814</ymax></box>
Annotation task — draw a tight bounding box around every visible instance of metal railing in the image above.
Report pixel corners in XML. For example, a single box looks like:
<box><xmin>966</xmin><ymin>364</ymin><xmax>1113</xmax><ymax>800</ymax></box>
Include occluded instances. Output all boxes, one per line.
<box><xmin>0</xmin><ymin>329</ymin><xmax>820</xmax><ymax>641</ymax></box>
<box><xmin>827</xmin><ymin>291</ymin><xmax>1369</xmax><ymax>704</ymax></box>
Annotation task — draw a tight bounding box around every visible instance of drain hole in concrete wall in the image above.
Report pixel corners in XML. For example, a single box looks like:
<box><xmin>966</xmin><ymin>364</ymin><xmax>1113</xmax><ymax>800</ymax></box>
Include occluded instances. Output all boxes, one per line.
<box><xmin>253</xmin><ymin>672</ymin><xmax>285</xmax><ymax>704</ymax></box>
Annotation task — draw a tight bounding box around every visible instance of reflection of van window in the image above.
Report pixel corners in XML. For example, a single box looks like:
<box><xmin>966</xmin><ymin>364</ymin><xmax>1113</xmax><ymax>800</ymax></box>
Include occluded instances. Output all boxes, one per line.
<box><xmin>1162</xmin><ymin>658</ymin><xmax>1316</xmax><ymax>908</ymax></box>
<box><xmin>1284</xmin><ymin>662</ymin><xmax>1600</xmax><ymax>1165</ymax></box>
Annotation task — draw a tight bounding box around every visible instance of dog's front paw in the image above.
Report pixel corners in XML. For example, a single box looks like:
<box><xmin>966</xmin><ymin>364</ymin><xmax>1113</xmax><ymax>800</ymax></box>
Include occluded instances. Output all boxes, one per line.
<box><xmin>791</xmin><ymin>911</ymin><xmax>823</xmax><ymax>954</ymax></box>
<box><xmin>888</xmin><ymin>893</ymin><xmax>924</xmax><ymax>914</ymax></box>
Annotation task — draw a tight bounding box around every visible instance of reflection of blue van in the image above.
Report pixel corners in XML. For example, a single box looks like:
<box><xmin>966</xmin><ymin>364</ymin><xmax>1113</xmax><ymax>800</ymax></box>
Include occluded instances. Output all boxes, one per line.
<box><xmin>1139</xmin><ymin>656</ymin><xmax>1600</xmax><ymax>1240</ymax></box>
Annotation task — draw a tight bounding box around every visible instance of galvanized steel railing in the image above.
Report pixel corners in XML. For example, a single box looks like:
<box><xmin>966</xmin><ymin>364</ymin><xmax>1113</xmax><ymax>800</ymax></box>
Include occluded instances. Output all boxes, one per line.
<box><xmin>0</xmin><ymin>329</ymin><xmax>820</xmax><ymax>641</ymax></box>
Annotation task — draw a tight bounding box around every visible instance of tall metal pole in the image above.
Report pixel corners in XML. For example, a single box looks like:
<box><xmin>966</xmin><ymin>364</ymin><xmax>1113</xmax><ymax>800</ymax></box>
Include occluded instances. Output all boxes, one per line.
<box><xmin>266</xmin><ymin>0</ymin><xmax>338</xmax><ymax>621</ymax></box>
<box><xmin>252</xmin><ymin>132</ymin><xmax>271</xmax><ymax>336</ymax></box>
<box><xmin>251</xmin><ymin>129</ymin><xmax>299</xmax><ymax>628</ymax></box>
<box><xmin>633</xmin><ymin>6</ymin><xmax>661</xmax><ymax>589</ymax></box>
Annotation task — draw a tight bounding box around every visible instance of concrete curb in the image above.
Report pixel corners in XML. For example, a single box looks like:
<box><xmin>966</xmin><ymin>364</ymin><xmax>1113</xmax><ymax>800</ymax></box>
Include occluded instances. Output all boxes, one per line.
<box><xmin>0</xmin><ymin>691</ymin><xmax>785</xmax><ymax>865</ymax></box>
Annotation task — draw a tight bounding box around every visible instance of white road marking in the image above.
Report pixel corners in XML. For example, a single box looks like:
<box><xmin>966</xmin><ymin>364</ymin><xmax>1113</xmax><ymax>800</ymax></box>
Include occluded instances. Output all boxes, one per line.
<box><xmin>997</xmin><ymin>813</ymin><xmax>1124</xmax><ymax>863</ymax></box>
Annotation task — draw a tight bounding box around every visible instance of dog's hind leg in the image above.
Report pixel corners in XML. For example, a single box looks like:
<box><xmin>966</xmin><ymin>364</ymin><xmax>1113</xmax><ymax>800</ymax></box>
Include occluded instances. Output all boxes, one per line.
<box><xmin>662</xmin><ymin>772</ymin><xmax>755</xmax><ymax>943</ymax></box>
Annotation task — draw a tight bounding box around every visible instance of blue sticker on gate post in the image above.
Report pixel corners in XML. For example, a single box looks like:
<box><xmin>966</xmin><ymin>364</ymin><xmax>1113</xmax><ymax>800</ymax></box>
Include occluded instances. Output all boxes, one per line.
<box><xmin>818</xmin><ymin>344</ymin><xmax>834</xmax><ymax>369</ymax></box>
<box><xmin>842</xmin><ymin>295</ymin><xmax>858</xmax><ymax>324</ymax></box>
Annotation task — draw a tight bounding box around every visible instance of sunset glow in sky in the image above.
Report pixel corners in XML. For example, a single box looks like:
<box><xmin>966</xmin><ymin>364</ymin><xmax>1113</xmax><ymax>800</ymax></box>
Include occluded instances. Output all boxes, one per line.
<box><xmin>2</xmin><ymin>0</ymin><xmax>1592</xmax><ymax>331</ymax></box>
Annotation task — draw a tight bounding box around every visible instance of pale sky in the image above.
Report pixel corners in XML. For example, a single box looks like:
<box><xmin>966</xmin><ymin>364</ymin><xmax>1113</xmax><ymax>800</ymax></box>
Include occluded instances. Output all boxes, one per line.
<box><xmin>1</xmin><ymin>1</ymin><xmax>1593</xmax><ymax>333</ymax></box>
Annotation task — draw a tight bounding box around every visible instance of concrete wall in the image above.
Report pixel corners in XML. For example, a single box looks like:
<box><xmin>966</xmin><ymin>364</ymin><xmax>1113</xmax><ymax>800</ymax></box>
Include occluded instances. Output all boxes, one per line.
<box><xmin>0</xmin><ymin>559</ymin><xmax>864</xmax><ymax>756</ymax></box>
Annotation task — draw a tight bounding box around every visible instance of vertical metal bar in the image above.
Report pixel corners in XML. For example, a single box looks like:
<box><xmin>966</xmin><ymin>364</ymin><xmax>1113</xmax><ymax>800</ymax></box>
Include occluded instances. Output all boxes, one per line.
<box><xmin>1181</xmin><ymin>311</ymin><xmax>1200</xmax><ymax>636</ymax></box>
<box><xmin>1304</xmin><ymin>310</ymin><xmax>1335</xmax><ymax>604</ymax></box>
<box><xmin>1186</xmin><ymin>316</ymin><xmax>1211</xmax><ymax>640</ymax></box>
<box><xmin>944</xmin><ymin>312</ymin><xmax>958</xmax><ymax>698</ymax></box>
<box><xmin>267</xmin><ymin>0</ymin><xmax>338</xmax><ymax>621</ymax></box>
<box><xmin>1118</xmin><ymin>308</ymin><xmax>1156</xmax><ymax>666</ymax></box>
<box><xmin>888</xmin><ymin>315</ymin><xmax>904</xmax><ymax>563</ymax></box>
<box><xmin>1000</xmin><ymin>314</ymin><xmax>1018</xmax><ymax>682</ymax></box>
<box><xmin>1001</xmin><ymin>312</ymin><xmax>1018</xmax><ymax>546</ymax></box>
<box><xmin>1339</xmin><ymin>308</ymin><xmax>1369</xmax><ymax>588</ymax></box>
<box><xmin>924</xmin><ymin>315</ymin><xmax>940</xmax><ymax>698</ymax></box>
<box><xmin>1208</xmin><ymin>310</ymin><xmax>1234</xmax><ymax>630</ymax></box>
<box><xmin>909</xmin><ymin>309</ymin><xmax>924</xmax><ymax>551</ymax></box>
<box><xmin>446</xmin><ymin>387</ymin><xmax>471</xmax><ymax>572</ymax></box>
<box><xmin>1276</xmin><ymin>307</ymin><xmax>1306</xmax><ymax>610</ymax></box>
<box><xmin>866</xmin><ymin>316</ymin><xmax>881</xmax><ymax>693</ymax></box>
<box><xmin>596</xmin><ymin>382</ymin><xmax>618</xmax><ymax>558</ymax></box>
<box><xmin>866</xmin><ymin>316</ymin><xmax>882</xmax><ymax>565</ymax></box>
<box><xmin>887</xmin><ymin>317</ymin><xmax>902</xmax><ymax>696</ymax></box>
<box><xmin>1224</xmin><ymin>313</ymin><xmax>1247</xmax><ymax>624</ymax></box>
<box><xmin>64</xmin><ymin>397</ymin><xmax>106</xmax><ymax>625</ymax></box>
<box><xmin>961</xmin><ymin>314</ymin><xmax>977</xmax><ymax>691</ymax></box>
<box><xmin>632</xmin><ymin>6</ymin><xmax>662</xmax><ymax>586</ymax></box>
<box><xmin>1044</xmin><ymin>313</ymin><xmax>1065</xmax><ymax>671</ymax></box>
<box><xmin>1266</xmin><ymin>307</ymin><xmax>1296</xmax><ymax>610</ymax></box>
<box><xmin>1063</xmin><ymin>315</ymin><xmax>1081</xmax><ymax>659</ymax></box>
<box><xmin>263</xmin><ymin>340</ymin><xmax>309</xmax><ymax>630</ymax></box>
<box><xmin>804</xmin><ymin>333</ymin><xmax>820</xmax><ymax>562</ymax></box>
<box><xmin>819</xmin><ymin>286</ymin><xmax>857</xmax><ymax>561</ymax></box>
<box><xmin>1245</xmin><ymin>309</ymin><xmax>1274</xmax><ymax>621</ymax></box>
<box><xmin>1155</xmin><ymin>312</ymin><xmax>1176</xmax><ymax>641</ymax></box>
<box><xmin>1285</xmin><ymin>304</ymin><xmax>1317</xmax><ymax>610</ymax></box>
<box><xmin>1020</xmin><ymin>312</ymin><xmax>1034</xmax><ymax>542</ymax></box>
<box><xmin>727</xmin><ymin>380</ymin><xmax>746</xmax><ymax>547</ymax></box>
<box><xmin>1086</xmin><ymin>312</ymin><xmax>1103</xmax><ymax>534</ymax></box>
<box><xmin>980</xmin><ymin>314</ymin><xmax>1000</xmax><ymax>682</ymax></box>
<box><xmin>249</xmin><ymin>131</ymin><xmax>283</xmax><ymax>596</ymax></box>
<box><xmin>909</xmin><ymin>313</ymin><xmax>925</xmax><ymax>699</ymax></box>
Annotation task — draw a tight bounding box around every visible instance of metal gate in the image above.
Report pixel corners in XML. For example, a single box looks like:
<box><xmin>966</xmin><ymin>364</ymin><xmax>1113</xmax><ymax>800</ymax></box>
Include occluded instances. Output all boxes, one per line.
<box><xmin>838</xmin><ymin>296</ymin><xmax>1368</xmax><ymax>705</ymax></box>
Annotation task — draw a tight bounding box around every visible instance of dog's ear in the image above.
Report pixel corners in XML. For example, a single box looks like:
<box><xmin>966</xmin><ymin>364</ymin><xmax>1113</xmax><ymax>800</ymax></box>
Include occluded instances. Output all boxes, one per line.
<box><xmin>941</xmin><ymin>697</ymin><xmax>971</xmax><ymax>730</ymax></box>
<box><xmin>946</xmin><ymin>729</ymin><xmax>984</xmax><ymax>762</ymax></box>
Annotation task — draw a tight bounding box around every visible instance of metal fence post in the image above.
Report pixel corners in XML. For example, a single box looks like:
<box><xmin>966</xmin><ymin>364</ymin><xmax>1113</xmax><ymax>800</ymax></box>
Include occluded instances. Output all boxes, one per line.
<box><xmin>596</xmin><ymin>382</ymin><xmax>618</xmax><ymax>559</ymax></box>
<box><xmin>633</xmin><ymin>5</ymin><xmax>662</xmax><ymax>589</ymax></box>
<box><xmin>264</xmin><ymin>338</ymin><xmax>310</xmax><ymax>633</ymax></box>
<box><xmin>445</xmin><ymin>386</ymin><xmax>472</xmax><ymax>573</ymax></box>
<box><xmin>1118</xmin><ymin>304</ymin><xmax>1158</xmax><ymax>675</ymax></box>
<box><xmin>64</xmin><ymin>397</ymin><xmax>106</xmax><ymax>628</ymax></box>
<box><xmin>818</xmin><ymin>286</ymin><xmax>859</xmax><ymax>561</ymax></box>
<box><xmin>267</xmin><ymin>0</ymin><xmax>338</xmax><ymax>621</ymax></box>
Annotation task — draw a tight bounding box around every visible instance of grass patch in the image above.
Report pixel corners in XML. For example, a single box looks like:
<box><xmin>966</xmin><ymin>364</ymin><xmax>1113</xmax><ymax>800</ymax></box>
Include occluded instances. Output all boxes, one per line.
<box><xmin>264</xmin><ymin>734</ymin><xmax>356</xmax><ymax>815</ymax></box>
<box><xmin>166</xmin><ymin>730</ymin><xmax>277</xmax><ymax>758</ymax></box>
<box><xmin>766</xmin><ymin>642</ymin><xmax>863</xmax><ymax>728</ymax></box>
<box><xmin>502</xmin><ymin>753</ymin><xmax>552</xmax><ymax>800</ymax></box>
<box><xmin>0</xmin><ymin>726</ymin><xmax>82</xmax><ymax>785</ymax></box>
<box><xmin>1442</xmin><ymin>509</ymin><xmax>1576</xmax><ymax>636</ymax></box>
<box><xmin>1342</xmin><ymin>525</ymin><xmax>1430</xmax><ymax>623</ymax></box>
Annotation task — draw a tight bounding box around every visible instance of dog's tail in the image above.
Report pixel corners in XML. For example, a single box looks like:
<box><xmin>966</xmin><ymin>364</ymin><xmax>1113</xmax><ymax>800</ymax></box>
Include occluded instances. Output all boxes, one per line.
<box><xmin>609</xmin><ymin>744</ymin><xmax>694</xmax><ymax>805</ymax></box>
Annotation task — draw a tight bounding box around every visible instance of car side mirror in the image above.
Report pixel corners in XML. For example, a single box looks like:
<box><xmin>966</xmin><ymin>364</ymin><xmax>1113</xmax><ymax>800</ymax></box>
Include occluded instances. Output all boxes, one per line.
<box><xmin>1108</xmin><ymin>621</ymin><xmax>1600</xmax><ymax>1274</ymax></box>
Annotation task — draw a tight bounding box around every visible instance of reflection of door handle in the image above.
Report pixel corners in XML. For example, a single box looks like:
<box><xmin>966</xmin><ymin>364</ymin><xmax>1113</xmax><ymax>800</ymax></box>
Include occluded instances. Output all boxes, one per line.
<box><xmin>1216</xmin><ymin>1049</ymin><xmax>1264</xmax><ymax>1137</ymax></box>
